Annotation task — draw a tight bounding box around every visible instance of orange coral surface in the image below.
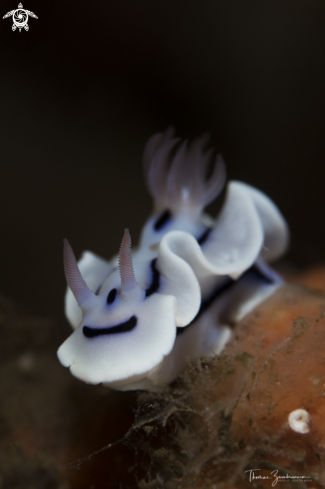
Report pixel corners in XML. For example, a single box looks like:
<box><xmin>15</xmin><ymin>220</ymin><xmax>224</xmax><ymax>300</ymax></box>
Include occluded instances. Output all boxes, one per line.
<box><xmin>2</xmin><ymin>275</ymin><xmax>325</xmax><ymax>488</ymax></box>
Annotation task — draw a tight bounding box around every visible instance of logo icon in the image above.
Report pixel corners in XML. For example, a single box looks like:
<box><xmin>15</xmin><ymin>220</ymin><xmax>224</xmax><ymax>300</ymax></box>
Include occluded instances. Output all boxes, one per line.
<box><xmin>3</xmin><ymin>3</ymin><xmax>38</xmax><ymax>32</ymax></box>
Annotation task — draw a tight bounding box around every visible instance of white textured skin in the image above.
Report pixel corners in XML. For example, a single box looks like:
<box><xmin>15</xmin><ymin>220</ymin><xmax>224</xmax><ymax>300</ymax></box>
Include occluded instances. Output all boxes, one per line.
<box><xmin>58</xmin><ymin>293</ymin><xmax>177</xmax><ymax>385</ymax></box>
<box><xmin>232</xmin><ymin>181</ymin><xmax>290</xmax><ymax>262</ymax></box>
<box><xmin>203</xmin><ymin>182</ymin><xmax>264</xmax><ymax>280</ymax></box>
<box><xmin>58</xmin><ymin>133</ymin><xmax>289</xmax><ymax>391</ymax></box>
<box><xmin>288</xmin><ymin>409</ymin><xmax>310</xmax><ymax>434</ymax></box>
<box><xmin>65</xmin><ymin>251</ymin><xmax>114</xmax><ymax>329</ymax></box>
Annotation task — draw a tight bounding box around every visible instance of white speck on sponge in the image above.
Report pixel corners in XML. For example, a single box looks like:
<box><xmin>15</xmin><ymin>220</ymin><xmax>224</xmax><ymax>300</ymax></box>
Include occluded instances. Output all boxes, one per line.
<box><xmin>288</xmin><ymin>409</ymin><xmax>310</xmax><ymax>434</ymax></box>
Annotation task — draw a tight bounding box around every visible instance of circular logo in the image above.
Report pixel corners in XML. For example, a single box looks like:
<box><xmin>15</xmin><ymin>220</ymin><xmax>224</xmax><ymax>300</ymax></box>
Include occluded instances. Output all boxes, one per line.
<box><xmin>13</xmin><ymin>8</ymin><xmax>28</xmax><ymax>28</ymax></box>
<box><xmin>3</xmin><ymin>3</ymin><xmax>38</xmax><ymax>32</ymax></box>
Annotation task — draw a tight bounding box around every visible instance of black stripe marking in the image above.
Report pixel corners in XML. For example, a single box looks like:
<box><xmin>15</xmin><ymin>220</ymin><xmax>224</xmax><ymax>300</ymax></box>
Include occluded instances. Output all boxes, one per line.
<box><xmin>107</xmin><ymin>288</ymin><xmax>117</xmax><ymax>304</ymax></box>
<box><xmin>154</xmin><ymin>209</ymin><xmax>172</xmax><ymax>231</ymax></box>
<box><xmin>145</xmin><ymin>259</ymin><xmax>160</xmax><ymax>297</ymax></box>
<box><xmin>197</xmin><ymin>227</ymin><xmax>212</xmax><ymax>245</ymax></box>
<box><xmin>177</xmin><ymin>277</ymin><xmax>234</xmax><ymax>336</ymax></box>
<box><xmin>246</xmin><ymin>265</ymin><xmax>274</xmax><ymax>284</ymax></box>
<box><xmin>176</xmin><ymin>264</ymin><xmax>274</xmax><ymax>336</ymax></box>
<box><xmin>83</xmin><ymin>315</ymin><xmax>137</xmax><ymax>338</ymax></box>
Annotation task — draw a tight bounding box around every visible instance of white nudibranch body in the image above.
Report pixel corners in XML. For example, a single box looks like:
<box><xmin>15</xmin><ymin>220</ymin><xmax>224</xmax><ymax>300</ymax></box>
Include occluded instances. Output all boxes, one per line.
<box><xmin>57</xmin><ymin>129</ymin><xmax>289</xmax><ymax>391</ymax></box>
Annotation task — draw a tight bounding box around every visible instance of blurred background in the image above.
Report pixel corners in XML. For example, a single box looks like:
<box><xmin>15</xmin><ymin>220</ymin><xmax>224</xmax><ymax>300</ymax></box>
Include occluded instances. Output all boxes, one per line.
<box><xmin>0</xmin><ymin>0</ymin><xmax>325</xmax><ymax>322</ymax></box>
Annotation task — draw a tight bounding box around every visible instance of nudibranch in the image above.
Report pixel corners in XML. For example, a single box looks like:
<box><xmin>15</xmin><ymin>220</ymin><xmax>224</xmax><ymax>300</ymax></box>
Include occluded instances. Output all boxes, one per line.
<box><xmin>57</xmin><ymin>129</ymin><xmax>289</xmax><ymax>391</ymax></box>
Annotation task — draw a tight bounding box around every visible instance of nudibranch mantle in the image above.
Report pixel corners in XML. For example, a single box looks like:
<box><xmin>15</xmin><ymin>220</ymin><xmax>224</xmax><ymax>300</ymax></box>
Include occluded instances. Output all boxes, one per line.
<box><xmin>57</xmin><ymin>129</ymin><xmax>289</xmax><ymax>391</ymax></box>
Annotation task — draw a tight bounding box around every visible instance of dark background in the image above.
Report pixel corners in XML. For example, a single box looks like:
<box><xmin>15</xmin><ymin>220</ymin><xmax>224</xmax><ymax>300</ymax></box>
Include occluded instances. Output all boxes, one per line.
<box><xmin>1</xmin><ymin>0</ymin><xmax>325</xmax><ymax>322</ymax></box>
